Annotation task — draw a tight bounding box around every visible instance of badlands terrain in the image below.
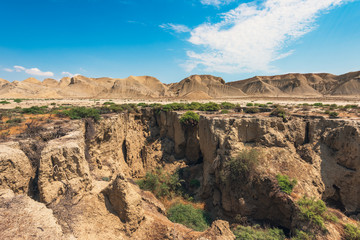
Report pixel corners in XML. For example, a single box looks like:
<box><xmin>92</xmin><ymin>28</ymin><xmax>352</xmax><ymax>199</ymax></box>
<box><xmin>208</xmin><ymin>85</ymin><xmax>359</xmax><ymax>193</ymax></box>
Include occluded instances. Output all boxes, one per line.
<box><xmin>0</xmin><ymin>71</ymin><xmax>360</xmax><ymax>240</ymax></box>
<box><xmin>0</xmin><ymin>70</ymin><xmax>359</xmax><ymax>100</ymax></box>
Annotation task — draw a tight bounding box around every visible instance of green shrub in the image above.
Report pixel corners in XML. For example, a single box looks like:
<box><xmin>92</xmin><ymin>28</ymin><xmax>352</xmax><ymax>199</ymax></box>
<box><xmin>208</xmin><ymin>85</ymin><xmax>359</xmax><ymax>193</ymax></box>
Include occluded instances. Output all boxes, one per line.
<box><xmin>220</xmin><ymin>102</ymin><xmax>235</xmax><ymax>109</ymax></box>
<box><xmin>198</xmin><ymin>102</ymin><xmax>220</xmax><ymax>111</ymax></box>
<box><xmin>103</xmin><ymin>101</ymin><xmax>115</xmax><ymax>105</ymax></box>
<box><xmin>292</xmin><ymin>230</ymin><xmax>313</xmax><ymax>240</ymax></box>
<box><xmin>244</xmin><ymin>107</ymin><xmax>260</xmax><ymax>114</ymax></box>
<box><xmin>22</xmin><ymin>106</ymin><xmax>47</xmax><ymax>114</ymax></box>
<box><xmin>167</xmin><ymin>203</ymin><xmax>210</xmax><ymax>231</ymax></box>
<box><xmin>246</xmin><ymin>103</ymin><xmax>254</xmax><ymax>107</ymax></box>
<box><xmin>232</xmin><ymin>225</ymin><xmax>285</xmax><ymax>240</ymax></box>
<box><xmin>6</xmin><ymin>118</ymin><xmax>23</xmax><ymax>124</ymax></box>
<box><xmin>0</xmin><ymin>100</ymin><xmax>11</xmax><ymax>104</ymax></box>
<box><xmin>13</xmin><ymin>99</ymin><xmax>22</xmax><ymax>103</ymax></box>
<box><xmin>136</xmin><ymin>168</ymin><xmax>183</xmax><ymax>199</ymax></box>
<box><xmin>186</xmin><ymin>102</ymin><xmax>202</xmax><ymax>110</ymax></box>
<box><xmin>270</xmin><ymin>106</ymin><xmax>288</xmax><ymax>120</ymax></box>
<box><xmin>328</xmin><ymin>112</ymin><xmax>338</xmax><ymax>118</ymax></box>
<box><xmin>180</xmin><ymin>111</ymin><xmax>200</xmax><ymax>126</ymax></box>
<box><xmin>313</xmin><ymin>103</ymin><xmax>323</xmax><ymax>107</ymax></box>
<box><xmin>223</xmin><ymin>149</ymin><xmax>260</xmax><ymax>181</ymax></box>
<box><xmin>276</xmin><ymin>174</ymin><xmax>297</xmax><ymax>195</ymax></box>
<box><xmin>267</xmin><ymin>102</ymin><xmax>273</xmax><ymax>105</ymax></box>
<box><xmin>60</xmin><ymin>107</ymin><xmax>100</xmax><ymax>121</ymax></box>
<box><xmin>137</xmin><ymin>103</ymin><xmax>149</xmax><ymax>107</ymax></box>
<box><xmin>221</xmin><ymin>109</ymin><xmax>230</xmax><ymax>114</ymax></box>
<box><xmin>344</xmin><ymin>223</ymin><xmax>360</xmax><ymax>240</ymax></box>
<box><xmin>297</xmin><ymin>197</ymin><xmax>327</xmax><ymax>231</ymax></box>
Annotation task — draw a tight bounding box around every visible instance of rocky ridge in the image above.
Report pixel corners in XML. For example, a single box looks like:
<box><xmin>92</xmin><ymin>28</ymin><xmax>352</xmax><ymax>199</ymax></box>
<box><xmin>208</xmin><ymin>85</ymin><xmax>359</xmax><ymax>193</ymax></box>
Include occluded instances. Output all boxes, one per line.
<box><xmin>0</xmin><ymin>71</ymin><xmax>359</xmax><ymax>99</ymax></box>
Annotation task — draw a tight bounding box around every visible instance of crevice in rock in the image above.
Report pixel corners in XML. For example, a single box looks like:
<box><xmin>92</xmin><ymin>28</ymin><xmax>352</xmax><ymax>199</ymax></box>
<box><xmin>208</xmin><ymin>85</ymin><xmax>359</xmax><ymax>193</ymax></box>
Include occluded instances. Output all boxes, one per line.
<box><xmin>304</xmin><ymin>121</ymin><xmax>310</xmax><ymax>144</ymax></box>
<box><xmin>324</xmin><ymin>184</ymin><xmax>346</xmax><ymax>212</ymax></box>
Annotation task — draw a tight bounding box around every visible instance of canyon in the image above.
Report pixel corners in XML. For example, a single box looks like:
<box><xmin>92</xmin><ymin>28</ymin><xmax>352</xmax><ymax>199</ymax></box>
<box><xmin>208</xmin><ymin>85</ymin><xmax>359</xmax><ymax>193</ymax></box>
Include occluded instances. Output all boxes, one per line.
<box><xmin>1</xmin><ymin>108</ymin><xmax>359</xmax><ymax>239</ymax></box>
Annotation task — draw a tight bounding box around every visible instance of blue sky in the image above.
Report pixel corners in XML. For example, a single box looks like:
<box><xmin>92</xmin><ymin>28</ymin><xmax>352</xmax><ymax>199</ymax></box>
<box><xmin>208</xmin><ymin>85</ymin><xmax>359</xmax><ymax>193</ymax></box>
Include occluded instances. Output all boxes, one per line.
<box><xmin>0</xmin><ymin>0</ymin><xmax>359</xmax><ymax>83</ymax></box>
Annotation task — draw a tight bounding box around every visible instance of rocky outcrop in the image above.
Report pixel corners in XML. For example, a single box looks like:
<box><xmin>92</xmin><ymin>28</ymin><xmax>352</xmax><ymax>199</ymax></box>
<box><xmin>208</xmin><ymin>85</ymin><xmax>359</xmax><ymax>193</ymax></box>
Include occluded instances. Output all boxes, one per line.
<box><xmin>102</xmin><ymin>174</ymin><xmax>145</xmax><ymax>233</ymax></box>
<box><xmin>0</xmin><ymin>189</ymin><xmax>72</xmax><ymax>240</ymax></box>
<box><xmin>0</xmin><ymin>142</ymin><xmax>34</xmax><ymax>194</ymax></box>
<box><xmin>38</xmin><ymin>129</ymin><xmax>92</xmax><ymax>204</ymax></box>
<box><xmin>198</xmin><ymin>220</ymin><xmax>235</xmax><ymax>240</ymax></box>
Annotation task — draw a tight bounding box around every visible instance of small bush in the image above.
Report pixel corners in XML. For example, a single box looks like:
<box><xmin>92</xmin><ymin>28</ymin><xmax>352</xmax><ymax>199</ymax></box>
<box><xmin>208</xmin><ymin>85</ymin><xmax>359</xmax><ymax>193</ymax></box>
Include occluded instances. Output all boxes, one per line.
<box><xmin>276</xmin><ymin>174</ymin><xmax>297</xmax><ymax>195</ymax></box>
<box><xmin>328</xmin><ymin>112</ymin><xmax>338</xmax><ymax>118</ymax></box>
<box><xmin>313</xmin><ymin>103</ymin><xmax>323</xmax><ymax>107</ymax></box>
<box><xmin>6</xmin><ymin>118</ymin><xmax>23</xmax><ymax>124</ymax></box>
<box><xmin>180</xmin><ymin>111</ymin><xmax>200</xmax><ymax>127</ymax></box>
<box><xmin>167</xmin><ymin>203</ymin><xmax>210</xmax><ymax>231</ymax></box>
<box><xmin>244</xmin><ymin>107</ymin><xmax>260</xmax><ymax>114</ymax></box>
<box><xmin>270</xmin><ymin>106</ymin><xmax>288</xmax><ymax>120</ymax></box>
<box><xmin>0</xmin><ymin>100</ymin><xmax>11</xmax><ymax>104</ymax></box>
<box><xmin>60</xmin><ymin>107</ymin><xmax>100</xmax><ymax>121</ymax></box>
<box><xmin>221</xmin><ymin>109</ymin><xmax>230</xmax><ymax>114</ymax></box>
<box><xmin>198</xmin><ymin>102</ymin><xmax>220</xmax><ymax>111</ymax></box>
<box><xmin>223</xmin><ymin>149</ymin><xmax>260</xmax><ymax>181</ymax></box>
<box><xmin>186</xmin><ymin>102</ymin><xmax>202</xmax><ymax>110</ymax></box>
<box><xmin>103</xmin><ymin>101</ymin><xmax>115</xmax><ymax>105</ymax></box>
<box><xmin>297</xmin><ymin>197</ymin><xmax>327</xmax><ymax>231</ymax></box>
<box><xmin>137</xmin><ymin>103</ymin><xmax>149</xmax><ymax>107</ymax></box>
<box><xmin>246</xmin><ymin>103</ymin><xmax>254</xmax><ymax>107</ymax></box>
<box><xmin>344</xmin><ymin>223</ymin><xmax>360</xmax><ymax>240</ymax></box>
<box><xmin>292</xmin><ymin>230</ymin><xmax>312</xmax><ymax>240</ymax></box>
<box><xmin>232</xmin><ymin>225</ymin><xmax>285</xmax><ymax>240</ymax></box>
<box><xmin>220</xmin><ymin>102</ymin><xmax>235</xmax><ymax>109</ymax></box>
<box><xmin>22</xmin><ymin>106</ymin><xmax>47</xmax><ymax>114</ymax></box>
<box><xmin>13</xmin><ymin>99</ymin><xmax>22</xmax><ymax>103</ymax></box>
<box><xmin>136</xmin><ymin>168</ymin><xmax>183</xmax><ymax>199</ymax></box>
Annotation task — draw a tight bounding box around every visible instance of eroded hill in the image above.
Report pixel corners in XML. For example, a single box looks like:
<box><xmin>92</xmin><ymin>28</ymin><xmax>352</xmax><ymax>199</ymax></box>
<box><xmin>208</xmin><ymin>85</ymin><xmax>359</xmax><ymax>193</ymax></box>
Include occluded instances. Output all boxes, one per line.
<box><xmin>1</xmin><ymin>71</ymin><xmax>359</xmax><ymax>99</ymax></box>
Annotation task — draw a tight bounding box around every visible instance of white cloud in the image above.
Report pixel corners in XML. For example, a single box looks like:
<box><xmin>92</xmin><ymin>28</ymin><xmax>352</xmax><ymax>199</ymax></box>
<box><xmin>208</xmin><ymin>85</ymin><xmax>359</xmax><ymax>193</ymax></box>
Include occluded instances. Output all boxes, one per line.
<box><xmin>62</xmin><ymin>72</ymin><xmax>79</xmax><ymax>77</ymax></box>
<box><xmin>160</xmin><ymin>23</ymin><xmax>190</xmax><ymax>33</ymax></box>
<box><xmin>185</xmin><ymin>0</ymin><xmax>351</xmax><ymax>73</ymax></box>
<box><xmin>3</xmin><ymin>68</ymin><xmax>14</xmax><ymax>72</ymax></box>
<box><xmin>200</xmin><ymin>0</ymin><xmax>235</xmax><ymax>6</ymax></box>
<box><xmin>10</xmin><ymin>65</ymin><xmax>54</xmax><ymax>77</ymax></box>
<box><xmin>14</xmin><ymin>66</ymin><xmax>26</xmax><ymax>72</ymax></box>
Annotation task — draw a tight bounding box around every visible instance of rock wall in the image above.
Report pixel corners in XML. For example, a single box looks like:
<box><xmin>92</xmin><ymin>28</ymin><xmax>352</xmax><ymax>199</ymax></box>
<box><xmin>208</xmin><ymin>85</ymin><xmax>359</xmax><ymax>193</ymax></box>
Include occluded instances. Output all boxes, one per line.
<box><xmin>198</xmin><ymin>115</ymin><xmax>360</xmax><ymax>226</ymax></box>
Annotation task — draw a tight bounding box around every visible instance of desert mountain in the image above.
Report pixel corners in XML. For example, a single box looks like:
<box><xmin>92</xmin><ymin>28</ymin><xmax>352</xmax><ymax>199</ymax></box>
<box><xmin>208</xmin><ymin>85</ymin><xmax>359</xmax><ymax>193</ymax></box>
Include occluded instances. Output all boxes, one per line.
<box><xmin>0</xmin><ymin>71</ymin><xmax>359</xmax><ymax>99</ymax></box>
<box><xmin>169</xmin><ymin>75</ymin><xmax>245</xmax><ymax>98</ymax></box>
<box><xmin>228</xmin><ymin>71</ymin><xmax>360</xmax><ymax>97</ymax></box>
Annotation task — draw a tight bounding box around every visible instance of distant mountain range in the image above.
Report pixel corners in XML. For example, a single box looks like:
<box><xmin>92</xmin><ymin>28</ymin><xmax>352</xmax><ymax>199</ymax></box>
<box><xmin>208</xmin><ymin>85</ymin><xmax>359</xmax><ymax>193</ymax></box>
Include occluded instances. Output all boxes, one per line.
<box><xmin>0</xmin><ymin>71</ymin><xmax>359</xmax><ymax>99</ymax></box>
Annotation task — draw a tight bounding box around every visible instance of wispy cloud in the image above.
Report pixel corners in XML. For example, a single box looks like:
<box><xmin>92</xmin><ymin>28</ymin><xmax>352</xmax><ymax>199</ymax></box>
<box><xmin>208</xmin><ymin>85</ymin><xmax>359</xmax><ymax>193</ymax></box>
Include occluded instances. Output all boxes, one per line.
<box><xmin>200</xmin><ymin>0</ymin><xmax>235</xmax><ymax>7</ymax></box>
<box><xmin>62</xmin><ymin>71</ymin><xmax>79</xmax><ymax>77</ymax></box>
<box><xmin>3</xmin><ymin>68</ymin><xmax>14</xmax><ymax>72</ymax></box>
<box><xmin>160</xmin><ymin>23</ymin><xmax>191</xmax><ymax>33</ymax></box>
<box><xmin>185</xmin><ymin>0</ymin><xmax>351</xmax><ymax>73</ymax></box>
<box><xmin>8</xmin><ymin>65</ymin><xmax>54</xmax><ymax>77</ymax></box>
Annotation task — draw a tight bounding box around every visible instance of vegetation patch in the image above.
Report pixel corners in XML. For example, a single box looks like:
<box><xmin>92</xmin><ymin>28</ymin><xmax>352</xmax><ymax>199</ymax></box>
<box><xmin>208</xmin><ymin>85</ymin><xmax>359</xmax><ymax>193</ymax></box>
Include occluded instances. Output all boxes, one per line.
<box><xmin>222</xmin><ymin>149</ymin><xmax>260</xmax><ymax>181</ymax></box>
<box><xmin>59</xmin><ymin>107</ymin><xmax>101</xmax><ymax>121</ymax></box>
<box><xmin>276</xmin><ymin>174</ymin><xmax>297</xmax><ymax>195</ymax></box>
<box><xmin>167</xmin><ymin>203</ymin><xmax>210</xmax><ymax>231</ymax></box>
<box><xmin>136</xmin><ymin>168</ymin><xmax>183</xmax><ymax>199</ymax></box>
<box><xmin>232</xmin><ymin>225</ymin><xmax>285</xmax><ymax>240</ymax></box>
<box><xmin>297</xmin><ymin>197</ymin><xmax>338</xmax><ymax>232</ymax></box>
<box><xmin>344</xmin><ymin>223</ymin><xmax>360</xmax><ymax>240</ymax></box>
<box><xmin>0</xmin><ymin>100</ymin><xmax>11</xmax><ymax>104</ymax></box>
<box><xmin>22</xmin><ymin>106</ymin><xmax>47</xmax><ymax>114</ymax></box>
<box><xmin>180</xmin><ymin>111</ymin><xmax>200</xmax><ymax>127</ymax></box>
<box><xmin>198</xmin><ymin>102</ymin><xmax>220</xmax><ymax>111</ymax></box>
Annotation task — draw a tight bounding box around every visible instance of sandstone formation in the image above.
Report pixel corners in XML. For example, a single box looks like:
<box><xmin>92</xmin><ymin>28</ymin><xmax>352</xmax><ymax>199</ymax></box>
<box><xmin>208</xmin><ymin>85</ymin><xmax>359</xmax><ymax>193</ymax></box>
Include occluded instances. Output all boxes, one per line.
<box><xmin>1</xmin><ymin>70</ymin><xmax>358</xmax><ymax>99</ymax></box>
<box><xmin>0</xmin><ymin>110</ymin><xmax>359</xmax><ymax>239</ymax></box>
<box><xmin>228</xmin><ymin>71</ymin><xmax>360</xmax><ymax>97</ymax></box>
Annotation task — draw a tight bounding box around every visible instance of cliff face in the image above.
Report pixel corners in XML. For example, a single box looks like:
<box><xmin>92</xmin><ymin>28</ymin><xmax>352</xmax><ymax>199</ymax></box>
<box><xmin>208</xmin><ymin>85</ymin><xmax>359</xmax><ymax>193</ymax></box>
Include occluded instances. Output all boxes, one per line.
<box><xmin>198</xmin><ymin>115</ymin><xmax>360</xmax><ymax>228</ymax></box>
<box><xmin>0</xmin><ymin>111</ymin><xmax>359</xmax><ymax>239</ymax></box>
